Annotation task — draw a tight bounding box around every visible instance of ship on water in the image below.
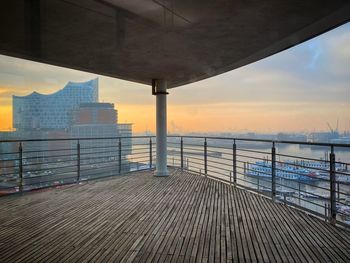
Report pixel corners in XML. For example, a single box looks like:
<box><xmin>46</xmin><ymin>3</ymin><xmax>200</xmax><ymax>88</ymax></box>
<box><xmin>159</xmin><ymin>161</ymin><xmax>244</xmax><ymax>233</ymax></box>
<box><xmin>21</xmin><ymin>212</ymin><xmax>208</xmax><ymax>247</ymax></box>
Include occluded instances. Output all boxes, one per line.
<box><xmin>246</xmin><ymin>160</ymin><xmax>350</xmax><ymax>182</ymax></box>
<box><xmin>246</xmin><ymin>161</ymin><xmax>317</xmax><ymax>181</ymax></box>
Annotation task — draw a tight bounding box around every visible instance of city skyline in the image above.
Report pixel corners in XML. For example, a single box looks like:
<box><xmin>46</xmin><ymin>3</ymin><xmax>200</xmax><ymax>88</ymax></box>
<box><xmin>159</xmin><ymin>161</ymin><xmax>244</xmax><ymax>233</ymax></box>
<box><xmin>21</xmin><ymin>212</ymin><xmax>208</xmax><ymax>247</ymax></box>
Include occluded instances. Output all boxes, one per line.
<box><xmin>0</xmin><ymin>23</ymin><xmax>349</xmax><ymax>134</ymax></box>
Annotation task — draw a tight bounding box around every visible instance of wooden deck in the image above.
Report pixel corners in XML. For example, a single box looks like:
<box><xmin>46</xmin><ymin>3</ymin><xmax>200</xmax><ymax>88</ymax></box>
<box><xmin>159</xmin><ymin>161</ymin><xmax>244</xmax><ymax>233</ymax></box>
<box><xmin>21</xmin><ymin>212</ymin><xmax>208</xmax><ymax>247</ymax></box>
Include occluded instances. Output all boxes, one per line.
<box><xmin>0</xmin><ymin>168</ymin><xmax>349</xmax><ymax>262</ymax></box>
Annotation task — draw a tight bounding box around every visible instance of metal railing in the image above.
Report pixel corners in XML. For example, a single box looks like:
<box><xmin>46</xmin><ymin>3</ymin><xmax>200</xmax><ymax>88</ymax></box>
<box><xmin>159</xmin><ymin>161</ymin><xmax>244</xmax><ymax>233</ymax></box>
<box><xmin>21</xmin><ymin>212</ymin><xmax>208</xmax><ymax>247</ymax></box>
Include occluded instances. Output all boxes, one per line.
<box><xmin>0</xmin><ymin>136</ymin><xmax>155</xmax><ymax>195</ymax></box>
<box><xmin>1</xmin><ymin>135</ymin><xmax>350</xmax><ymax>227</ymax></box>
<box><xmin>167</xmin><ymin>135</ymin><xmax>350</xmax><ymax>228</ymax></box>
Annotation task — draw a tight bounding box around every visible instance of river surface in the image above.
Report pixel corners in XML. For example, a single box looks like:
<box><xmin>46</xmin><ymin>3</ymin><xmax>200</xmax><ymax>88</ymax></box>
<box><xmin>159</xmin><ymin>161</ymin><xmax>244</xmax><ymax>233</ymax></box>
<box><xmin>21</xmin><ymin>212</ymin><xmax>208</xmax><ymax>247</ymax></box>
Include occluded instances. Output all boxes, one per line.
<box><xmin>162</xmin><ymin>143</ymin><xmax>350</xmax><ymax>222</ymax></box>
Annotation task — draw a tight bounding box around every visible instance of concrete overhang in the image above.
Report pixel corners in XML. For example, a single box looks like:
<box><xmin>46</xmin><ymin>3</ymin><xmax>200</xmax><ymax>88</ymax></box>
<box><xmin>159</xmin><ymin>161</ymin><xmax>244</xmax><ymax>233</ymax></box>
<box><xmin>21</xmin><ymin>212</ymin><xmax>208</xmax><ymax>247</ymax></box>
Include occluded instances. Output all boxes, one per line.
<box><xmin>0</xmin><ymin>0</ymin><xmax>349</xmax><ymax>88</ymax></box>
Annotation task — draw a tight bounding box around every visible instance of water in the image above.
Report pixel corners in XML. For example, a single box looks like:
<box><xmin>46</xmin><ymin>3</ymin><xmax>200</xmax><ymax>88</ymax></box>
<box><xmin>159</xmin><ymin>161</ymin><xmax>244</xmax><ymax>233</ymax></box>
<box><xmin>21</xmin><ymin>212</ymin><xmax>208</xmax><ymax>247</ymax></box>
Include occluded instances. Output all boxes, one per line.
<box><xmin>165</xmin><ymin>143</ymin><xmax>350</xmax><ymax>223</ymax></box>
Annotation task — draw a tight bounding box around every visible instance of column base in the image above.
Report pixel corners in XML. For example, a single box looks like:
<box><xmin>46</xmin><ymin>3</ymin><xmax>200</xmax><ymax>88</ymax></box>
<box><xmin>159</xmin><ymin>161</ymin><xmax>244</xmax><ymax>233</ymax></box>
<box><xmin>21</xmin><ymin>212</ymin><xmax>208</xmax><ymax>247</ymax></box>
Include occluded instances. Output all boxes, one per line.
<box><xmin>154</xmin><ymin>169</ymin><xmax>169</xmax><ymax>177</ymax></box>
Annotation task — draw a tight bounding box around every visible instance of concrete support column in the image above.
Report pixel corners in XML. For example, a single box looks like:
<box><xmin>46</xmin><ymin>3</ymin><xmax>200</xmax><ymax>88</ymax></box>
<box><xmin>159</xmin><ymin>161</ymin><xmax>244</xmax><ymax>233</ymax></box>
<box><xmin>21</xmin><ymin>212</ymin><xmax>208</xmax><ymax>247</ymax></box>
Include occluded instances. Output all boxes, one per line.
<box><xmin>155</xmin><ymin>80</ymin><xmax>169</xmax><ymax>176</ymax></box>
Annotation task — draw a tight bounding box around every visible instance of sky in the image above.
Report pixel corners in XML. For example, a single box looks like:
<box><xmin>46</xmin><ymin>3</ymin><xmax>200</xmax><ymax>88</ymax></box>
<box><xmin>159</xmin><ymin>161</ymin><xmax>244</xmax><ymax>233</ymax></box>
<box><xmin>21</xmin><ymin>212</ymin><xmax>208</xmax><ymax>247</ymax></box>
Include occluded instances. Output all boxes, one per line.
<box><xmin>0</xmin><ymin>23</ymin><xmax>349</xmax><ymax>134</ymax></box>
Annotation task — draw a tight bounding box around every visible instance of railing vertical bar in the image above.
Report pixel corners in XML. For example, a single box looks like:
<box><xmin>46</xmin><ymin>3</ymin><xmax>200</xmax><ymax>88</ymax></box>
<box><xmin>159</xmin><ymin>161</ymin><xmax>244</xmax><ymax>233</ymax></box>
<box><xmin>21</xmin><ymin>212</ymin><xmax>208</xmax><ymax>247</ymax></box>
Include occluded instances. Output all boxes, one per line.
<box><xmin>118</xmin><ymin>138</ymin><xmax>122</xmax><ymax>174</ymax></box>
<box><xmin>19</xmin><ymin>142</ymin><xmax>23</xmax><ymax>192</ymax></box>
<box><xmin>337</xmin><ymin>182</ymin><xmax>340</xmax><ymax>202</ymax></box>
<box><xmin>204</xmin><ymin>138</ymin><xmax>207</xmax><ymax>175</ymax></box>
<box><xmin>180</xmin><ymin>137</ymin><xmax>184</xmax><ymax>169</ymax></box>
<box><xmin>149</xmin><ymin>137</ymin><xmax>152</xmax><ymax>170</ymax></box>
<box><xmin>233</xmin><ymin>139</ymin><xmax>237</xmax><ymax>186</ymax></box>
<box><xmin>77</xmin><ymin>140</ymin><xmax>80</xmax><ymax>182</ymax></box>
<box><xmin>298</xmin><ymin>181</ymin><xmax>301</xmax><ymax>205</ymax></box>
<box><xmin>329</xmin><ymin>145</ymin><xmax>336</xmax><ymax>224</ymax></box>
<box><xmin>271</xmin><ymin>142</ymin><xmax>276</xmax><ymax>200</ymax></box>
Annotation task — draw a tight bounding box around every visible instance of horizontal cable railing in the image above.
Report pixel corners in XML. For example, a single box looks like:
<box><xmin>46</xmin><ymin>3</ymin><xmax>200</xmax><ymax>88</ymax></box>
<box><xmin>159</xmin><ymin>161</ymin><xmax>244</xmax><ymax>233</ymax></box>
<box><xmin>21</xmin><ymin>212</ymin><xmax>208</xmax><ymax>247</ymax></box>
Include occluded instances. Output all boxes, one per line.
<box><xmin>167</xmin><ymin>135</ymin><xmax>350</xmax><ymax>228</ymax></box>
<box><xmin>1</xmin><ymin>135</ymin><xmax>350</xmax><ymax>228</ymax></box>
<box><xmin>0</xmin><ymin>136</ymin><xmax>156</xmax><ymax>195</ymax></box>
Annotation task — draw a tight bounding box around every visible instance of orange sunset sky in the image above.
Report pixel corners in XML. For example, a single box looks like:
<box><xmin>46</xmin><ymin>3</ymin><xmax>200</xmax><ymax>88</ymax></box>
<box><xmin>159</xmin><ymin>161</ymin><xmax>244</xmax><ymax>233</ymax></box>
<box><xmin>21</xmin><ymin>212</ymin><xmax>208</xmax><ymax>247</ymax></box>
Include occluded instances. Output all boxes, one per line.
<box><xmin>1</xmin><ymin>23</ymin><xmax>350</xmax><ymax>134</ymax></box>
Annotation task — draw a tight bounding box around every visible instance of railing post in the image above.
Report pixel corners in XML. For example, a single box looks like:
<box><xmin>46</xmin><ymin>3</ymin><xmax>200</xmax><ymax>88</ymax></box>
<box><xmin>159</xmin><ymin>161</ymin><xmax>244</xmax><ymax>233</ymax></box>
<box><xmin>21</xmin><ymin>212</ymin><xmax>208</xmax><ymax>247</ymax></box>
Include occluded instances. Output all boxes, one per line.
<box><xmin>18</xmin><ymin>142</ymin><xmax>23</xmax><ymax>192</ymax></box>
<box><xmin>77</xmin><ymin>140</ymin><xmax>80</xmax><ymax>182</ymax></box>
<box><xmin>118</xmin><ymin>138</ymin><xmax>122</xmax><ymax>174</ymax></box>
<box><xmin>337</xmin><ymin>182</ymin><xmax>340</xmax><ymax>202</ymax></box>
<box><xmin>233</xmin><ymin>140</ymin><xmax>237</xmax><ymax>186</ymax></box>
<box><xmin>204</xmin><ymin>138</ymin><xmax>207</xmax><ymax>175</ymax></box>
<box><xmin>271</xmin><ymin>142</ymin><xmax>276</xmax><ymax>200</ymax></box>
<box><xmin>298</xmin><ymin>181</ymin><xmax>301</xmax><ymax>205</ymax></box>
<box><xmin>149</xmin><ymin>137</ymin><xmax>152</xmax><ymax>170</ymax></box>
<box><xmin>180</xmin><ymin>137</ymin><xmax>184</xmax><ymax>169</ymax></box>
<box><xmin>329</xmin><ymin>146</ymin><xmax>336</xmax><ymax>224</ymax></box>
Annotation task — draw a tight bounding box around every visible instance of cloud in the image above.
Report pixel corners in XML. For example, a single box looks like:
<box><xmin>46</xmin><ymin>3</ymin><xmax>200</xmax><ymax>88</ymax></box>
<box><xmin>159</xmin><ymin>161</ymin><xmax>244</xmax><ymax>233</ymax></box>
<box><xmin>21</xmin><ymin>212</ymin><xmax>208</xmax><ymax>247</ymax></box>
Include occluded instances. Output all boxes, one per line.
<box><xmin>170</xmin><ymin>23</ymin><xmax>350</xmax><ymax>107</ymax></box>
<box><xmin>0</xmin><ymin>87</ymin><xmax>11</xmax><ymax>95</ymax></box>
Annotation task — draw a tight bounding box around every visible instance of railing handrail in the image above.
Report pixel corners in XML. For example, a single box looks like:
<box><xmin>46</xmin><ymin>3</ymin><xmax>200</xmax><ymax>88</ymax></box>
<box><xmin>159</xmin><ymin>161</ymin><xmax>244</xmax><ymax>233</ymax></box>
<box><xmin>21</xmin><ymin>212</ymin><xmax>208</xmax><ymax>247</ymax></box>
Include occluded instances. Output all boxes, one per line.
<box><xmin>0</xmin><ymin>135</ymin><xmax>155</xmax><ymax>143</ymax></box>
<box><xmin>168</xmin><ymin>135</ymin><xmax>350</xmax><ymax>148</ymax></box>
<box><xmin>1</xmin><ymin>134</ymin><xmax>350</xmax><ymax>148</ymax></box>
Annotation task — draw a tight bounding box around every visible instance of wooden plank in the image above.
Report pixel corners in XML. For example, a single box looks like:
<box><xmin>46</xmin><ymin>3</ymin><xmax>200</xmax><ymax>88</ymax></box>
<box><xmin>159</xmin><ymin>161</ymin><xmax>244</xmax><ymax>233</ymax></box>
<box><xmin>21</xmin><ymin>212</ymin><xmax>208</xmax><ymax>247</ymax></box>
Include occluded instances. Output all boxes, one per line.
<box><xmin>223</xmin><ymin>185</ymin><xmax>233</xmax><ymax>262</ymax></box>
<box><xmin>256</xmin><ymin>194</ymin><xmax>303</xmax><ymax>262</ymax></box>
<box><xmin>0</xmin><ymin>168</ymin><xmax>349</xmax><ymax>263</ymax></box>
<box><xmin>252</xmin><ymin>193</ymin><xmax>297</xmax><ymax>263</ymax></box>
<box><xmin>241</xmin><ymin>190</ymin><xmax>270</xmax><ymax>263</ymax></box>
<box><xmin>187</xmin><ymin>178</ymin><xmax>210</xmax><ymax>262</ymax></box>
<box><xmin>247</xmin><ymin>193</ymin><xmax>284</xmax><ymax>263</ymax></box>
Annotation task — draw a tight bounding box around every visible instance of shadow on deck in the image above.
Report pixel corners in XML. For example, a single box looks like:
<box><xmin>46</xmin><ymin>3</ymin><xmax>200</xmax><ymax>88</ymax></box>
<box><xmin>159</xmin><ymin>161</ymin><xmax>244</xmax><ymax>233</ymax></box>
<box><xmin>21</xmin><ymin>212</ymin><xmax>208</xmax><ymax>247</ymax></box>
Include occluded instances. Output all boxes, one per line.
<box><xmin>0</xmin><ymin>168</ymin><xmax>349</xmax><ymax>262</ymax></box>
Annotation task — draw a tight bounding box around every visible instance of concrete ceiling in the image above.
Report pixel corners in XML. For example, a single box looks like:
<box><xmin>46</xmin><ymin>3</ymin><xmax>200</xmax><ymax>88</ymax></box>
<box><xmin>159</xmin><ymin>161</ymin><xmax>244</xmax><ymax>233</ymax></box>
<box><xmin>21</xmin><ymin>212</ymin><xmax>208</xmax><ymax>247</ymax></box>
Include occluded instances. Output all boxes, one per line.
<box><xmin>1</xmin><ymin>0</ymin><xmax>350</xmax><ymax>88</ymax></box>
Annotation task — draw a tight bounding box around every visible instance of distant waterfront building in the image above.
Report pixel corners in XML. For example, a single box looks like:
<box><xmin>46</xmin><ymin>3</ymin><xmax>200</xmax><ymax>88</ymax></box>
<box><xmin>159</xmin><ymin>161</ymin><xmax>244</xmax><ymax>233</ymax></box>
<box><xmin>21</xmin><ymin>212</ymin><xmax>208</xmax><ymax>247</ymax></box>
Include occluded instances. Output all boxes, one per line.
<box><xmin>117</xmin><ymin>123</ymin><xmax>133</xmax><ymax>156</ymax></box>
<box><xmin>70</xmin><ymin>102</ymin><xmax>131</xmax><ymax>168</ymax></box>
<box><xmin>0</xmin><ymin>131</ymin><xmax>18</xmax><ymax>156</ymax></box>
<box><xmin>307</xmin><ymin>131</ymin><xmax>340</xmax><ymax>143</ymax></box>
<box><xmin>6</xmin><ymin>79</ymin><xmax>132</xmax><ymax>171</ymax></box>
<box><xmin>70</xmin><ymin>103</ymin><xmax>119</xmax><ymax>139</ymax></box>
<box><xmin>118</xmin><ymin>123</ymin><xmax>132</xmax><ymax>138</ymax></box>
<box><xmin>330</xmin><ymin>137</ymin><xmax>350</xmax><ymax>144</ymax></box>
<box><xmin>13</xmin><ymin>79</ymin><xmax>99</xmax><ymax>130</ymax></box>
<box><xmin>71</xmin><ymin>102</ymin><xmax>117</xmax><ymax>126</ymax></box>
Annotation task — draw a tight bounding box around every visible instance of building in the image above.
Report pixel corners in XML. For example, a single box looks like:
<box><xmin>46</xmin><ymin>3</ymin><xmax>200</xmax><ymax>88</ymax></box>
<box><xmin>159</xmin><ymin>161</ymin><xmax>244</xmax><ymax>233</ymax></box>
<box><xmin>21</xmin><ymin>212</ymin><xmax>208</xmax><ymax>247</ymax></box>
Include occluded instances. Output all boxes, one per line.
<box><xmin>118</xmin><ymin>123</ymin><xmax>132</xmax><ymax>137</ymax></box>
<box><xmin>71</xmin><ymin>102</ymin><xmax>117</xmax><ymax>125</ymax></box>
<box><xmin>9</xmin><ymin>79</ymin><xmax>132</xmax><ymax>166</ymax></box>
<box><xmin>70</xmin><ymin>102</ymin><xmax>131</xmax><ymax>169</ymax></box>
<box><xmin>4</xmin><ymin>79</ymin><xmax>132</xmax><ymax>176</ymax></box>
<box><xmin>13</xmin><ymin>79</ymin><xmax>99</xmax><ymax>130</ymax></box>
<box><xmin>117</xmin><ymin>123</ymin><xmax>133</xmax><ymax>156</ymax></box>
<box><xmin>70</xmin><ymin>102</ymin><xmax>120</xmax><ymax>140</ymax></box>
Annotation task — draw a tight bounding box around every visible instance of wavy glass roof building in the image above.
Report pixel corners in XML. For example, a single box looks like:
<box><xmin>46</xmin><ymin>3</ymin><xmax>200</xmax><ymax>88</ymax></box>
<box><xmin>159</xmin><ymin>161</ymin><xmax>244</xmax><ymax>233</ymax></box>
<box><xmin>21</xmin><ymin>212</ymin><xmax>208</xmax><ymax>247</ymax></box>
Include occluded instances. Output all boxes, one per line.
<box><xmin>13</xmin><ymin>78</ymin><xmax>99</xmax><ymax>130</ymax></box>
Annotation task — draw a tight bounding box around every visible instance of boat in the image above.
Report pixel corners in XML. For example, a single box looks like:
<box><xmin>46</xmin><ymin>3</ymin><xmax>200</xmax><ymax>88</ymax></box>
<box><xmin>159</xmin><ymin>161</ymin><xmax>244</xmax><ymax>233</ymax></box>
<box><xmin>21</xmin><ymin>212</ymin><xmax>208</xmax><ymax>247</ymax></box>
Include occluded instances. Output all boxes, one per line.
<box><xmin>286</xmin><ymin>160</ymin><xmax>346</xmax><ymax>171</ymax></box>
<box><xmin>297</xmin><ymin>160</ymin><xmax>350</xmax><ymax>182</ymax></box>
<box><xmin>246</xmin><ymin>161</ymin><xmax>318</xmax><ymax>181</ymax></box>
<box><xmin>247</xmin><ymin>160</ymin><xmax>350</xmax><ymax>182</ymax></box>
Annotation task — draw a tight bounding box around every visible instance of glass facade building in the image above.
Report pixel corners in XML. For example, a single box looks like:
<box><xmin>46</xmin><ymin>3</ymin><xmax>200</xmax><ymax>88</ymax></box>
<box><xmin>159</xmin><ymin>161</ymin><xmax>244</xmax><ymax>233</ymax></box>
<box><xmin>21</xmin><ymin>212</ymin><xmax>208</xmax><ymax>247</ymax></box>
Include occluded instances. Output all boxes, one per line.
<box><xmin>13</xmin><ymin>79</ymin><xmax>99</xmax><ymax>130</ymax></box>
